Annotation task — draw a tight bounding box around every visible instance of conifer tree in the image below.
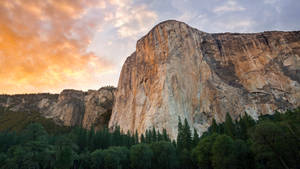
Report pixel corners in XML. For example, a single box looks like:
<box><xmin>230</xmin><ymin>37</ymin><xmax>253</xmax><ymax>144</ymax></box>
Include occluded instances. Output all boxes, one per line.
<box><xmin>224</xmin><ymin>113</ymin><xmax>235</xmax><ymax>138</ymax></box>
<box><xmin>183</xmin><ymin>118</ymin><xmax>192</xmax><ymax>150</ymax></box>
<box><xmin>152</xmin><ymin>127</ymin><xmax>157</xmax><ymax>142</ymax></box>
<box><xmin>192</xmin><ymin>128</ymin><xmax>200</xmax><ymax>147</ymax></box>
<box><xmin>145</xmin><ymin>130</ymin><xmax>151</xmax><ymax>143</ymax></box>
<box><xmin>134</xmin><ymin>130</ymin><xmax>139</xmax><ymax>144</ymax></box>
<box><xmin>157</xmin><ymin>130</ymin><xmax>163</xmax><ymax>141</ymax></box>
<box><xmin>141</xmin><ymin>133</ymin><xmax>146</xmax><ymax>143</ymax></box>
<box><xmin>162</xmin><ymin>128</ymin><xmax>170</xmax><ymax>141</ymax></box>
<box><xmin>177</xmin><ymin>117</ymin><xmax>184</xmax><ymax>151</ymax></box>
<box><xmin>89</xmin><ymin>125</ymin><xmax>95</xmax><ymax>150</ymax></box>
<box><xmin>210</xmin><ymin>119</ymin><xmax>218</xmax><ymax>133</ymax></box>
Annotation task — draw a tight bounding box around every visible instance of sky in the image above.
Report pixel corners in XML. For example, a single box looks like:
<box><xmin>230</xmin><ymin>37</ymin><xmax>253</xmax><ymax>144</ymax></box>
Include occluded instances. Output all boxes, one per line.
<box><xmin>0</xmin><ymin>0</ymin><xmax>299</xmax><ymax>94</ymax></box>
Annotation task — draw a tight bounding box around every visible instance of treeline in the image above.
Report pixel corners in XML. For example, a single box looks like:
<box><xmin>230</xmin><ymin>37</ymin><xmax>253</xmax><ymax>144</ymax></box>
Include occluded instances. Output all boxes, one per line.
<box><xmin>0</xmin><ymin>108</ymin><xmax>299</xmax><ymax>169</ymax></box>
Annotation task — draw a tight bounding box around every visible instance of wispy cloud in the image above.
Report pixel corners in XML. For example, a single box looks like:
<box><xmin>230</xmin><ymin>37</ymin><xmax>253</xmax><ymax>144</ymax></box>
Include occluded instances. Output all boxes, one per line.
<box><xmin>213</xmin><ymin>0</ymin><xmax>245</xmax><ymax>14</ymax></box>
<box><xmin>105</xmin><ymin>1</ymin><xmax>158</xmax><ymax>38</ymax></box>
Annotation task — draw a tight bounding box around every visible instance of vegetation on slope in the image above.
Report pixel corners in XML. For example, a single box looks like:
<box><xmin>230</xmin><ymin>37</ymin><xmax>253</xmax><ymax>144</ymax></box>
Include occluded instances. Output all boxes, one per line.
<box><xmin>0</xmin><ymin>106</ymin><xmax>70</xmax><ymax>134</ymax></box>
<box><xmin>0</xmin><ymin>108</ymin><xmax>299</xmax><ymax>169</ymax></box>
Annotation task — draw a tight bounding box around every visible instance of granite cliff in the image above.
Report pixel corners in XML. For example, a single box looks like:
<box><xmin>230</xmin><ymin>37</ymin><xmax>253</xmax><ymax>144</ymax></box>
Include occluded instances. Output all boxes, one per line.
<box><xmin>109</xmin><ymin>20</ymin><xmax>300</xmax><ymax>139</ymax></box>
<box><xmin>0</xmin><ymin>86</ymin><xmax>116</xmax><ymax>130</ymax></box>
<box><xmin>1</xmin><ymin>20</ymin><xmax>299</xmax><ymax>138</ymax></box>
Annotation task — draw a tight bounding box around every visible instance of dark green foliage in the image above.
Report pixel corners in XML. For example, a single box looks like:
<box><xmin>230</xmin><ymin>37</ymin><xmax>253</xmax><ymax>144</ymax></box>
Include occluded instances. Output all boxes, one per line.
<box><xmin>192</xmin><ymin>128</ymin><xmax>200</xmax><ymax>147</ymax></box>
<box><xmin>90</xmin><ymin>149</ymin><xmax>104</xmax><ymax>169</ymax></box>
<box><xmin>176</xmin><ymin>117</ymin><xmax>184</xmax><ymax>151</ymax></box>
<box><xmin>143</xmin><ymin>127</ymin><xmax>170</xmax><ymax>144</ymax></box>
<box><xmin>162</xmin><ymin>128</ymin><xmax>170</xmax><ymax>141</ymax></box>
<box><xmin>235</xmin><ymin>113</ymin><xmax>256</xmax><ymax>140</ymax></box>
<box><xmin>150</xmin><ymin>141</ymin><xmax>178</xmax><ymax>169</ymax></box>
<box><xmin>102</xmin><ymin>146</ymin><xmax>129</xmax><ymax>169</ymax></box>
<box><xmin>140</xmin><ymin>133</ymin><xmax>146</xmax><ymax>143</ymax></box>
<box><xmin>55</xmin><ymin>136</ymin><xmax>77</xmax><ymax>169</ymax></box>
<box><xmin>209</xmin><ymin>118</ymin><xmax>218</xmax><ymax>133</ymax></box>
<box><xmin>196</xmin><ymin>108</ymin><xmax>300</xmax><ymax>169</ymax></box>
<box><xmin>176</xmin><ymin>117</ymin><xmax>195</xmax><ymax>169</ymax></box>
<box><xmin>182</xmin><ymin>119</ymin><xmax>192</xmax><ymax>150</ymax></box>
<box><xmin>130</xmin><ymin>144</ymin><xmax>153</xmax><ymax>169</ymax></box>
<box><xmin>0</xmin><ymin>110</ymin><xmax>70</xmax><ymax>134</ymax></box>
<box><xmin>232</xmin><ymin>139</ymin><xmax>254</xmax><ymax>169</ymax></box>
<box><xmin>251</xmin><ymin>121</ymin><xmax>299</xmax><ymax>169</ymax></box>
<box><xmin>151</xmin><ymin>127</ymin><xmax>157</xmax><ymax>142</ymax></box>
<box><xmin>0</xmin><ymin>153</ymin><xmax>7</xmax><ymax>167</ymax></box>
<box><xmin>211</xmin><ymin>135</ymin><xmax>253</xmax><ymax>169</ymax></box>
<box><xmin>192</xmin><ymin>133</ymin><xmax>218</xmax><ymax>169</ymax></box>
<box><xmin>211</xmin><ymin>135</ymin><xmax>239</xmax><ymax>169</ymax></box>
<box><xmin>0</xmin><ymin>108</ymin><xmax>298</xmax><ymax>169</ymax></box>
<box><xmin>224</xmin><ymin>112</ymin><xmax>235</xmax><ymax>137</ymax></box>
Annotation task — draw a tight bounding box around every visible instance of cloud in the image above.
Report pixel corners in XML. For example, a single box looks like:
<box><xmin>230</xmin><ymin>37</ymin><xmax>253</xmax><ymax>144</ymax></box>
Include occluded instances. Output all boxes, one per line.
<box><xmin>263</xmin><ymin>0</ymin><xmax>279</xmax><ymax>4</ymax></box>
<box><xmin>2</xmin><ymin>0</ymin><xmax>299</xmax><ymax>94</ymax></box>
<box><xmin>213</xmin><ymin>0</ymin><xmax>245</xmax><ymax>14</ymax></box>
<box><xmin>105</xmin><ymin>1</ymin><xmax>158</xmax><ymax>38</ymax></box>
<box><xmin>216</xmin><ymin>19</ymin><xmax>255</xmax><ymax>32</ymax></box>
<box><xmin>0</xmin><ymin>0</ymin><xmax>113</xmax><ymax>94</ymax></box>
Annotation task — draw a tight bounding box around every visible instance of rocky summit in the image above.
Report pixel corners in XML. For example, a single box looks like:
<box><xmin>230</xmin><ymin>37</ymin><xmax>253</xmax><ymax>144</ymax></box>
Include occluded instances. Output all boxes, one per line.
<box><xmin>0</xmin><ymin>86</ymin><xmax>116</xmax><ymax>130</ymax></box>
<box><xmin>1</xmin><ymin>20</ymin><xmax>299</xmax><ymax>138</ymax></box>
<box><xmin>109</xmin><ymin>20</ymin><xmax>300</xmax><ymax>139</ymax></box>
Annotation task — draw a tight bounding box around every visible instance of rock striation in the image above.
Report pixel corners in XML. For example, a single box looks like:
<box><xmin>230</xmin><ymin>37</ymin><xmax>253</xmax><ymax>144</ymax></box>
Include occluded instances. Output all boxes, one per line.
<box><xmin>0</xmin><ymin>87</ymin><xmax>116</xmax><ymax>129</ymax></box>
<box><xmin>109</xmin><ymin>20</ymin><xmax>300</xmax><ymax>139</ymax></box>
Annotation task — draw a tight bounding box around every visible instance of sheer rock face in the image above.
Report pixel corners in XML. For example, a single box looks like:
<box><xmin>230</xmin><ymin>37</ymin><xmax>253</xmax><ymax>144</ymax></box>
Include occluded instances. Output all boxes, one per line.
<box><xmin>109</xmin><ymin>20</ymin><xmax>300</xmax><ymax>139</ymax></box>
<box><xmin>0</xmin><ymin>87</ymin><xmax>116</xmax><ymax>129</ymax></box>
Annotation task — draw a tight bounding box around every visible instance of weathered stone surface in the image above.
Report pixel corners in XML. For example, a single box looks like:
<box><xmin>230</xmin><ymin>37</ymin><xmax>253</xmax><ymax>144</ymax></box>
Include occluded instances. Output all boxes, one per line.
<box><xmin>109</xmin><ymin>20</ymin><xmax>300</xmax><ymax>139</ymax></box>
<box><xmin>0</xmin><ymin>93</ymin><xmax>58</xmax><ymax>113</ymax></box>
<box><xmin>82</xmin><ymin>87</ymin><xmax>116</xmax><ymax>130</ymax></box>
<box><xmin>44</xmin><ymin>89</ymin><xmax>86</xmax><ymax>126</ymax></box>
<box><xmin>0</xmin><ymin>87</ymin><xmax>116</xmax><ymax>129</ymax></box>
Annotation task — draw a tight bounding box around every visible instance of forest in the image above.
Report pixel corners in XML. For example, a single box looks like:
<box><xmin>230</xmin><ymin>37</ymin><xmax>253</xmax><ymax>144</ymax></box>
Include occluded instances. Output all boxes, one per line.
<box><xmin>0</xmin><ymin>108</ymin><xmax>299</xmax><ymax>169</ymax></box>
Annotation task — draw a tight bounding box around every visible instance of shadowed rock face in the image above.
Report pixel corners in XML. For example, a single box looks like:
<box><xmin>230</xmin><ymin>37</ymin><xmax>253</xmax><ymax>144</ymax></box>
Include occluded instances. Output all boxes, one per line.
<box><xmin>109</xmin><ymin>20</ymin><xmax>300</xmax><ymax>139</ymax></box>
<box><xmin>0</xmin><ymin>87</ymin><xmax>116</xmax><ymax>129</ymax></box>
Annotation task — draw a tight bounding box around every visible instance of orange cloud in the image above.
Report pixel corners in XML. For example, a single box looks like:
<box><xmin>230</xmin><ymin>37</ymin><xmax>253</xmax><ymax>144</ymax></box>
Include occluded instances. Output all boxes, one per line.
<box><xmin>0</xmin><ymin>0</ymin><xmax>113</xmax><ymax>94</ymax></box>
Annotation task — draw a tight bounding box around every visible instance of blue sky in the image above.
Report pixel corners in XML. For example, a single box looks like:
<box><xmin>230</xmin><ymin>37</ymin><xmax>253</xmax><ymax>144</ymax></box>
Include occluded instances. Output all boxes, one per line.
<box><xmin>87</xmin><ymin>0</ymin><xmax>300</xmax><ymax>89</ymax></box>
<box><xmin>0</xmin><ymin>0</ymin><xmax>299</xmax><ymax>94</ymax></box>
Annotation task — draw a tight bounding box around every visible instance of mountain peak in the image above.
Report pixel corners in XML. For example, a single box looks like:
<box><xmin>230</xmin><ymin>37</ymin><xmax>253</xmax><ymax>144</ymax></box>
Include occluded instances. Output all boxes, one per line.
<box><xmin>110</xmin><ymin>20</ymin><xmax>300</xmax><ymax>139</ymax></box>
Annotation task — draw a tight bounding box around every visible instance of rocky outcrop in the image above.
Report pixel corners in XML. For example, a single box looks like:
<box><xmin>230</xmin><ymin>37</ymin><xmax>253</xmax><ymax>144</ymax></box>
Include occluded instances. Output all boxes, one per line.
<box><xmin>44</xmin><ymin>89</ymin><xmax>86</xmax><ymax>126</ymax></box>
<box><xmin>0</xmin><ymin>93</ymin><xmax>58</xmax><ymax>113</ymax></box>
<box><xmin>109</xmin><ymin>20</ymin><xmax>300</xmax><ymax>139</ymax></box>
<box><xmin>0</xmin><ymin>87</ymin><xmax>116</xmax><ymax>129</ymax></box>
<box><xmin>82</xmin><ymin>88</ymin><xmax>116</xmax><ymax>130</ymax></box>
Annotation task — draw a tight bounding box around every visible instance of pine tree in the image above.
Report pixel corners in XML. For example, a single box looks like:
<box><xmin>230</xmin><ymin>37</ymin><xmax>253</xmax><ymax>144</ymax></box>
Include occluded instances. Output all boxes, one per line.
<box><xmin>134</xmin><ymin>130</ymin><xmax>139</xmax><ymax>144</ymax></box>
<box><xmin>177</xmin><ymin>117</ymin><xmax>184</xmax><ymax>151</ymax></box>
<box><xmin>210</xmin><ymin>118</ymin><xmax>218</xmax><ymax>133</ymax></box>
<box><xmin>141</xmin><ymin>133</ymin><xmax>146</xmax><ymax>143</ymax></box>
<box><xmin>224</xmin><ymin>113</ymin><xmax>235</xmax><ymax>138</ymax></box>
<box><xmin>126</xmin><ymin>131</ymin><xmax>132</xmax><ymax>147</ymax></box>
<box><xmin>145</xmin><ymin>130</ymin><xmax>151</xmax><ymax>143</ymax></box>
<box><xmin>89</xmin><ymin>125</ymin><xmax>95</xmax><ymax>150</ymax></box>
<box><xmin>152</xmin><ymin>126</ymin><xmax>157</xmax><ymax>142</ymax></box>
<box><xmin>112</xmin><ymin>126</ymin><xmax>121</xmax><ymax>146</ymax></box>
<box><xmin>157</xmin><ymin>130</ymin><xmax>163</xmax><ymax>141</ymax></box>
<box><xmin>162</xmin><ymin>128</ymin><xmax>170</xmax><ymax>141</ymax></box>
<box><xmin>183</xmin><ymin>119</ymin><xmax>192</xmax><ymax>150</ymax></box>
<box><xmin>192</xmin><ymin>128</ymin><xmax>200</xmax><ymax>147</ymax></box>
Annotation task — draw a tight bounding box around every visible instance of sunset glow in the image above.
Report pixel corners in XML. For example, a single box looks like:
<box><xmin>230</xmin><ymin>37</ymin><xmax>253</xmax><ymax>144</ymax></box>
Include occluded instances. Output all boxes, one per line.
<box><xmin>1</xmin><ymin>0</ymin><xmax>299</xmax><ymax>94</ymax></box>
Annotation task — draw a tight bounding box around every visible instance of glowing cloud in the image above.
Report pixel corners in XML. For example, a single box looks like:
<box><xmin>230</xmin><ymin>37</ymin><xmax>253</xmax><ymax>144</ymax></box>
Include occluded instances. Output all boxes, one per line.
<box><xmin>0</xmin><ymin>0</ymin><xmax>113</xmax><ymax>94</ymax></box>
